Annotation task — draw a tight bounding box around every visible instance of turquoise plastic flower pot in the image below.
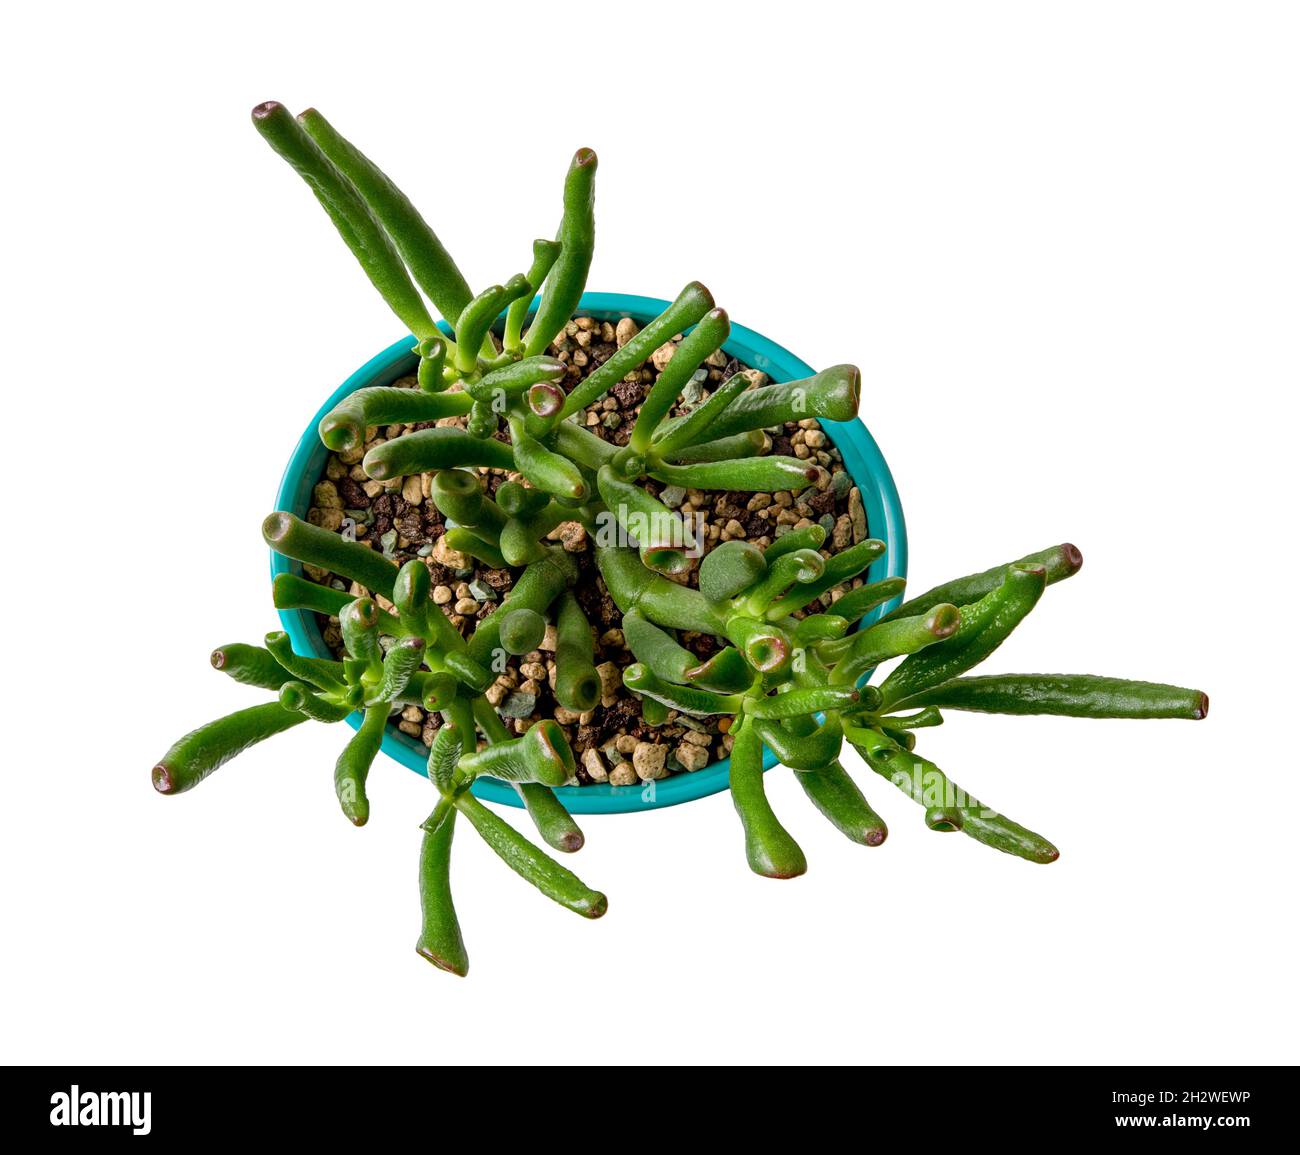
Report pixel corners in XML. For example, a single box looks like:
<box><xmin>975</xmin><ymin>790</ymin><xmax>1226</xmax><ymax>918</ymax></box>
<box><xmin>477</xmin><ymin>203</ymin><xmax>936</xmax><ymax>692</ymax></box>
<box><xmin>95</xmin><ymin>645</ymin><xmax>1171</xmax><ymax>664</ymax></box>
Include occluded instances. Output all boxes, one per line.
<box><xmin>271</xmin><ymin>292</ymin><xmax>907</xmax><ymax>813</ymax></box>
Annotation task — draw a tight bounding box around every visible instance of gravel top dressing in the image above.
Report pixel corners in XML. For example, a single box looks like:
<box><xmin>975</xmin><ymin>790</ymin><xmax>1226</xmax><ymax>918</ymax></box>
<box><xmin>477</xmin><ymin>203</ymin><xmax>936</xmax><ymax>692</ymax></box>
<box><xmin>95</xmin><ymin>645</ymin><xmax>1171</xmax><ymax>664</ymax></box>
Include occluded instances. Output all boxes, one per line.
<box><xmin>302</xmin><ymin>316</ymin><xmax>872</xmax><ymax>786</ymax></box>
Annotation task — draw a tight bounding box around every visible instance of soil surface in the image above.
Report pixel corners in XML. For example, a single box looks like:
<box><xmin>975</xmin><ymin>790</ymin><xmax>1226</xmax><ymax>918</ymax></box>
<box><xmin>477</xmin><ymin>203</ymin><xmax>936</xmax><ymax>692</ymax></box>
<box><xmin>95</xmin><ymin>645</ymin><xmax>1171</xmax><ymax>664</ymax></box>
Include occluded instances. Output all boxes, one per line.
<box><xmin>303</xmin><ymin>316</ymin><xmax>872</xmax><ymax>786</ymax></box>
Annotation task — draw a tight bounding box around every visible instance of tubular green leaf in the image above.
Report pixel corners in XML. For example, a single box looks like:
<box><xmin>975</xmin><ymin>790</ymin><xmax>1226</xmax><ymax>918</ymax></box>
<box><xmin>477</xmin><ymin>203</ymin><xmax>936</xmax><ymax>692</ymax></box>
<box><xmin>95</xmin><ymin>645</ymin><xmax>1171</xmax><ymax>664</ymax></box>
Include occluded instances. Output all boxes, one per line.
<box><xmin>554</xmin><ymin>592</ymin><xmax>601</xmax><ymax>712</ymax></box>
<box><xmin>391</xmin><ymin>559</ymin><xmax>431</xmax><ymax>633</ymax></box>
<box><xmin>453</xmin><ymin>279</ymin><xmax>520</xmax><ymax>373</ymax></box>
<box><xmin>278</xmin><ymin>681</ymin><xmax>352</xmax><ymax>722</ymax></box>
<box><xmin>416</xmin><ymin>808</ymin><xmax>468</xmax><ymax>976</ymax></box>
<box><xmin>795</xmin><ymin>758</ymin><xmax>887</xmax><ymax>846</ymax></box>
<box><xmin>467</xmin><ymin>355</ymin><xmax>567</xmax><ymax>404</ymax></box>
<box><xmin>640</xmin><ymin>696</ymin><xmax>671</xmax><ymax>725</ymax></box>
<box><xmin>454</xmin><ymin>793</ymin><xmax>606</xmax><ymax>917</ymax></box>
<box><xmin>393</xmin><ymin>559</ymin><xmax>466</xmax><ymax>657</ymax></box>
<box><xmin>470</xmin><ymin>694</ymin><xmax>510</xmax><ymax>745</ymax></box>
<box><xmin>596</xmin><ymin>465</ymin><xmax>692</xmax><ymax>575</ymax></box>
<box><xmin>362</xmin><ymin>427</ymin><xmax>515</xmax><ymax>480</ymax></box>
<box><xmin>524</xmin><ymin>148</ymin><xmax>597</xmax><ymax>356</ymax></box>
<box><xmin>880</xmin><ymin>725</ymin><xmax>918</xmax><ymax>751</ymax></box>
<box><xmin>339</xmin><ymin>598</ymin><xmax>383</xmax><ymax>669</ymax></box>
<box><xmin>467</xmin><ymin>551</ymin><xmax>578</xmax><ymax>667</ymax></box>
<box><xmin>623</xmin><ymin>664</ymin><xmax>742</xmax><ymax>717</ymax></box>
<box><xmin>660</xmin><ymin>431</ymin><xmax>767</xmax><ymax>465</ymax></box>
<box><xmin>630</xmin><ymin>308</ymin><xmax>730</xmax><ymax>452</ymax></box>
<box><xmin>753</xmin><ymin>714</ymin><xmax>843</xmax><ymax>772</ymax></box>
<box><xmin>829</xmin><ymin>577</ymin><xmax>908</xmax><ymax>625</ymax></box>
<box><xmin>594</xmin><ymin>466</ymin><xmax>682</xmax><ymax>544</ymax></box>
<box><xmin>622</xmin><ymin>610</ymin><xmax>693</xmax><ymax>683</ymax></box>
<box><xmin>445</xmin><ymin>528</ymin><xmax>507</xmax><ymax>569</ymax></box>
<box><xmin>458</xmin><ymin>720</ymin><xmax>574</xmax><ymax>786</ymax></box>
<box><xmin>500</xmin><ymin>505</ymin><xmax>567</xmax><ymax>567</ymax></box>
<box><xmin>516</xmin><ymin>783</ymin><xmax>585</xmax><ymax>853</ymax></box>
<box><xmin>335</xmin><ymin>703</ymin><xmax>388</xmax><ymax>826</ymax></box>
<box><xmin>263</xmin><ymin>511</ymin><xmax>399</xmax><ymax>600</ymax></box>
<box><xmin>494</xmin><ymin>480</ymin><xmax>554</xmax><ymax>518</ymax></box>
<box><xmin>429</xmin><ymin>469</ymin><xmax>484</xmax><ymax>525</ymax></box>
<box><xmin>504</xmin><ymin>239</ymin><xmax>562</xmax><ymax>352</ymax></box>
<box><xmin>792</xmin><ymin>614</ymin><xmax>848</xmax><ymax>645</ymax></box>
<box><xmin>762</xmin><ymin>523</ymin><xmax>826</xmax><ymax>561</ymax></box>
<box><xmin>251</xmin><ymin>102</ymin><xmax>437</xmax><ymax>339</ymax></box>
<box><xmin>763</xmin><ymin>538</ymin><xmax>888</xmax><ymax>620</ymax></box>
<box><xmin>523</xmin><ymin>382</ymin><xmax>566</xmax><ymax>437</ymax></box>
<box><xmin>318</xmin><ymin>387</ymin><xmax>473</xmax><ymax>453</ymax></box>
<box><xmin>370</xmin><ymin>636</ymin><xmax>426</xmax><ymax>704</ymax></box>
<box><xmin>508</xmin><ymin>415</ymin><xmax>588</xmax><ymax>501</ymax></box>
<box><xmin>466</xmin><ymin>398</ymin><xmax>499</xmax><ymax>440</ymax></box>
<box><xmin>467</xmin><ymin>494</ymin><xmax>508</xmax><ymax>534</ymax></box>
<box><xmin>849</xmin><ymin>727</ymin><xmax>1059</xmax><ymax>864</ymax></box>
<box><xmin>595</xmin><ymin>546</ymin><xmax>726</xmax><ymax>636</ymax></box>
<box><xmin>427</xmin><ymin>723</ymin><xmax>463</xmax><ymax>794</ymax></box>
<box><xmin>728</xmin><ymin>720</ymin><xmax>806</xmax><ymax>879</ymax></box>
<box><xmin>419</xmin><ymin>672</ymin><xmax>459</xmax><ymax>715</ymax></box>
<box><xmin>264</xmin><ymin>630</ymin><xmax>346</xmax><ymax>693</ymax></box>
<box><xmin>827</xmin><ymin>604</ymin><xmax>962</xmax><ymax>686</ymax></box>
<box><xmin>899</xmin><ymin>674</ymin><xmax>1209</xmax><ymax>720</ymax></box>
<box><xmin>210</xmin><ymin>643</ymin><xmax>294</xmax><ymax>691</ymax></box>
<box><xmin>746</xmin><ymin>686</ymin><xmax>860</xmax><ymax>719</ymax></box>
<box><xmin>725</xmin><ymin>617</ymin><xmax>793</xmax><ymax>674</ymax></box>
<box><xmin>661</xmin><ymin>365</ymin><xmax>860</xmax><ymax>442</ymax></box>
<box><xmin>559</xmin><ymin>281</ymin><xmax>715</xmax><ymax>418</ymax></box>
<box><xmin>881</xmin><ymin>706</ymin><xmax>944</xmax><ymax>729</ymax></box>
<box><xmin>650</xmin><ymin>369</ymin><xmax>757</xmax><ymax>458</ymax></box>
<box><xmin>878</xmin><ymin>543</ymin><xmax>1084</xmax><ymax>623</ymax></box>
<box><xmin>498</xmin><ymin>607</ymin><xmax>547</xmax><ymax>656</ymax></box>
<box><xmin>879</xmin><ymin>564</ymin><xmax>1048</xmax><ymax>709</ymax></box>
<box><xmin>739</xmin><ymin>549</ymin><xmax>826</xmax><ymax>617</ymax></box>
<box><xmin>553</xmin><ymin>420</ymin><xmax>620</xmax><ymax>472</ymax></box>
<box><xmin>650</xmin><ymin>455</ymin><xmax>820</xmax><ymax>493</ymax></box>
<box><xmin>443</xmin><ymin>651</ymin><xmax>493</xmax><ymax>693</ymax></box>
<box><xmin>684</xmin><ymin>646</ymin><xmax>754</xmax><ymax>694</ymax></box>
<box><xmin>417</xmin><ymin>338</ymin><xmax>447</xmax><ymax>393</ymax></box>
<box><xmin>296</xmin><ymin>107</ymin><xmax>472</xmax><ymax>325</ymax></box>
<box><xmin>272</xmin><ymin>572</ymin><xmax>400</xmax><ymax>634</ymax></box>
<box><xmin>925</xmin><ymin>806</ymin><xmax>963</xmax><ymax>831</ymax></box>
<box><xmin>699</xmin><ymin>541</ymin><xmax>767</xmax><ymax>603</ymax></box>
<box><xmin>152</xmin><ymin>703</ymin><xmax>307</xmax><ymax>795</ymax></box>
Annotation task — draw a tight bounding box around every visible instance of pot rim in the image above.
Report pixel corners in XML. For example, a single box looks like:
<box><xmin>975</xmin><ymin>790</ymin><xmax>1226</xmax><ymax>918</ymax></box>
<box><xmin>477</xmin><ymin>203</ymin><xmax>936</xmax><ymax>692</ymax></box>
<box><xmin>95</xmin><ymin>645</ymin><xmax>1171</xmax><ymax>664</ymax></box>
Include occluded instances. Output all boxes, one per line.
<box><xmin>271</xmin><ymin>291</ymin><xmax>908</xmax><ymax>814</ymax></box>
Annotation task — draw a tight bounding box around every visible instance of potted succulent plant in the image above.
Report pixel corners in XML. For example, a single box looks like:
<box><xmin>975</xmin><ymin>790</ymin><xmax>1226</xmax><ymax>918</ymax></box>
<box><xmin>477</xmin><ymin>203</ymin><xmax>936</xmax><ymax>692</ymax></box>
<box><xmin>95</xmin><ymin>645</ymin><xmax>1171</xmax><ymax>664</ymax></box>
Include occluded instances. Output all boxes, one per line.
<box><xmin>272</xmin><ymin>290</ymin><xmax>907</xmax><ymax>815</ymax></box>
<box><xmin>153</xmin><ymin>102</ymin><xmax>1207</xmax><ymax>976</ymax></box>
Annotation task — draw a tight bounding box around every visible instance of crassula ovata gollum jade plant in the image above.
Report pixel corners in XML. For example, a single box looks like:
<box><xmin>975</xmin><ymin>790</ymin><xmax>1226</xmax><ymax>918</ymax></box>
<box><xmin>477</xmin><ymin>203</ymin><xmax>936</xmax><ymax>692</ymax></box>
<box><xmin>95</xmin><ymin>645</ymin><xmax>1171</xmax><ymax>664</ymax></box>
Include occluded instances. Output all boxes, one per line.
<box><xmin>152</xmin><ymin>102</ymin><xmax>1208</xmax><ymax>975</ymax></box>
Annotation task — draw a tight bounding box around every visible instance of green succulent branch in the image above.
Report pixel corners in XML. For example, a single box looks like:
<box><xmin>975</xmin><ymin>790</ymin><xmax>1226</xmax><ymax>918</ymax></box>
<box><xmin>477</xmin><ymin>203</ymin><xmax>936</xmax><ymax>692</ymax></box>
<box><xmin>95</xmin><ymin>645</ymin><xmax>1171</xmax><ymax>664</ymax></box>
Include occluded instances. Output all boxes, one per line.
<box><xmin>156</xmin><ymin>539</ymin><xmax>608</xmax><ymax>975</ymax></box>
<box><xmin>256</xmin><ymin>115</ymin><xmax>850</xmax><ymax>565</ymax></box>
<box><xmin>595</xmin><ymin>536</ymin><xmax>1207</xmax><ymax>877</ymax></box>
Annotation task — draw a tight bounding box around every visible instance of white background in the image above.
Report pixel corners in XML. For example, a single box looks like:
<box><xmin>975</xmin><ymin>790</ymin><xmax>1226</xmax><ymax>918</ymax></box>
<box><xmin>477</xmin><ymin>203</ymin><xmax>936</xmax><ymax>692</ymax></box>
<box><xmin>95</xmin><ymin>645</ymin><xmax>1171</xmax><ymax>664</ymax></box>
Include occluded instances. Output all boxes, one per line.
<box><xmin>2</xmin><ymin>1</ymin><xmax>1295</xmax><ymax>1066</ymax></box>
